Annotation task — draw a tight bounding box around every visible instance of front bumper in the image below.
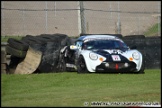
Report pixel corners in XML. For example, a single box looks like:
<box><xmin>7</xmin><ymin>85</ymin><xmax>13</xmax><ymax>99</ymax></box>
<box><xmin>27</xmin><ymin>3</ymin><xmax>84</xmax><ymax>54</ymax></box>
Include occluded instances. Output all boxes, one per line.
<box><xmin>96</xmin><ymin>62</ymin><xmax>137</xmax><ymax>72</ymax></box>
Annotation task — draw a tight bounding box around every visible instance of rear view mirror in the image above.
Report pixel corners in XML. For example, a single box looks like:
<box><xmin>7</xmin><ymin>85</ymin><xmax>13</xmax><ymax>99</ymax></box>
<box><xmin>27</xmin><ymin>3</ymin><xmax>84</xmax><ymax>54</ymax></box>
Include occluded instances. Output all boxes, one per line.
<box><xmin>70</xmin><ymin>45</ymin><xmax>78</xmax><ymax>50</ymax></box>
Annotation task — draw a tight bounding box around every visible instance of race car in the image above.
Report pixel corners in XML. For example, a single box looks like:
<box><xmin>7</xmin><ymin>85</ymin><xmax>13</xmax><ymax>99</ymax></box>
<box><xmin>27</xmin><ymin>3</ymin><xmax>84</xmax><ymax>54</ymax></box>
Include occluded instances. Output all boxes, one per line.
<box><xmin>60</xmin><ymin>34</ymin><xmax>145</xmax><ymax>74</ymax></box>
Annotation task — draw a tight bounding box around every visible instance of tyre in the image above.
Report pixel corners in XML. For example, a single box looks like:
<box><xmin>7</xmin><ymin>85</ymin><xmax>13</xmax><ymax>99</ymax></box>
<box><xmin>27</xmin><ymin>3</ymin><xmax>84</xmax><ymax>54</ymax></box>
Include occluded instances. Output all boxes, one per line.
<box><xmin>70</xmin><ymin>38</ymin><xmax>77</xmax><ymax>44</ymax></box>
<box><xmin>9</xmin><ymin>55</ymin><xmax>24</xmax><ymax>67</ymax></box>
<box><xmin>44</xmin><ymin>42</ymin><xmax>60</xmax><ymax>55</ymax></box>
<box><xmin>39</xmin><ymin>33</ymin><xmax>67</xmax><ymax>42</ymax></box>
<box><xmin>6</xmin><ymin>45</ymin><xmax>26</xmax><ymax>58</ymax></box>
<box><xmin>58</xmin><ymin>54</ymin><xmax>66</xmax><ymax>72</ymax></box>
<box><xmin>38</xmin><ymin>50</ymin><xmax>60</xmax><ymax>72</ymax></box>
<box><xmin>61</xmin><ymin>37</ymin><xmax>71</xmax><ymax>46</ymax></box>
<box><xmin>7</xmin><ymin>38</ymin><xmax>29</xmax><ymax>51</ymax></box>
<box><xmin>124</xmin><ymin>35</ymin><xmax>145</xmax><ymax>39</ymax></box>
<box><xmin>39</xmin><ymin>33</ymin><xmax>67</xmax><ymax>38</ymax></box>
<box><xmin>38</xmin><ymin>36</ymin><xmax>57</xmax><ymax>41</ymax></box>
<box><xmin>77</xmin><ymin>56</ymin><xmax>88</xmax><ymax>73</ymax></box>
<box><xmin>21</xmin><ymin>36</ymin><xmax>44</xmax><ymax>45</ymax></box>
<box><xmin>35</xmin><ymin>36</ymin><xmax>53</xmax><ymax>43</ymax></box>
<box><xmin>29</xmin><ymin>43</ymin><xmax>45</xmax><ymax>52</ymax></box>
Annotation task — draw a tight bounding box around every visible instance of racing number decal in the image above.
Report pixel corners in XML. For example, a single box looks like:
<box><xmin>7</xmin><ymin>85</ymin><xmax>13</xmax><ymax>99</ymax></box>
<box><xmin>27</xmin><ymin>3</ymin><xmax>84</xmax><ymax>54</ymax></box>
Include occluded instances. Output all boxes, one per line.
<box><xmin>111</xmin><ymin>55</ymin><xmax>121</xmax><ymax>61</ymax></box>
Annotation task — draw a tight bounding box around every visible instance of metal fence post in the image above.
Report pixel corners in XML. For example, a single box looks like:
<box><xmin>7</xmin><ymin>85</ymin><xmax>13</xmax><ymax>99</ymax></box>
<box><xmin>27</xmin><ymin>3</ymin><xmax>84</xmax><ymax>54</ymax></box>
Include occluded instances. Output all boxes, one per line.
<box><xmin>79</xmin><ymin>1</ymin><xmax>86</xmax><ymax>34</ymax></box>
<box><xmin>2</xmin><ymin>2</ymin><xmax>5</xmax><ymax>37</ymax></box>
<box><xmin>158</xmin><ymin>3</ymin><xmax>161</xmax><ymax>36</ymax></box>
<box><xmin>45</xmin><ymin>1</ymin><xmax>48</xmax><ymax>33</ymax></box>
<box><xmin>54</xmin><ymin>1</ymin><xmax>56</xmax><ymax>17</ymax></box>
<box><xmin>117</xmin><ymin>2</ymin><xmax>121</xmax><ymax>34</ymax></box>
<box><xmin>22</xmin><ymin>7</ymin><xmax>25</xmax><ymax>35</ymax></box>
<box><xmin>78</xmin><ymin>1</ymin><xmax>81</xmax><ymax>35</ymax></box>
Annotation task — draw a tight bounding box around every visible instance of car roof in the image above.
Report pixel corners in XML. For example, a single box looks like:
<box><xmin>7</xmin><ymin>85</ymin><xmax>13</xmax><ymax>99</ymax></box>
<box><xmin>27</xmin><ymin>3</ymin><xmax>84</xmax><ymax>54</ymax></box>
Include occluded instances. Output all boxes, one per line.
<box><xmin>77</xmin><ymin>35</ymin><xmax>120</xmax><ymax>41</ymax></box>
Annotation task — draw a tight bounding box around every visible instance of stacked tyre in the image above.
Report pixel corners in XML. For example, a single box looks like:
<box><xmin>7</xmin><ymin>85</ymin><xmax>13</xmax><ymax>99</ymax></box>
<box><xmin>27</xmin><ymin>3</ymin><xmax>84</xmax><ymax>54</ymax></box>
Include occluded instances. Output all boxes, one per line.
<box><xmin>6</xmin><ymin>33</ymin><xmax>73</xmax><ymax>73</ymax></box>
<box><xmin>145</xmin><ymin>36</ymin><xmax>161</xmax><ymax>69</ymax></box>
<box><xmin>123</xmin><ymin>35</ymin><xmax>146</xmax><ymax>56</ymax></box>
<box><xmin>6</xmin><ymin>38</ymin><xmax>29</xmax><ymax>74</ymax></box>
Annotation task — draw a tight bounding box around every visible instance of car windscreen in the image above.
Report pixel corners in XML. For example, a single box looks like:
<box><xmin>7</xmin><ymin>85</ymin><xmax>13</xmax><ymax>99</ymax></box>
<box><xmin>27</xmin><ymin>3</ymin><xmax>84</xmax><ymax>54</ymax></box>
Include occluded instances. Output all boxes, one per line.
<box><xmin>83</xmin><ymin>39</ymin><xmax>129</xmax><ymax>50</ymax></box>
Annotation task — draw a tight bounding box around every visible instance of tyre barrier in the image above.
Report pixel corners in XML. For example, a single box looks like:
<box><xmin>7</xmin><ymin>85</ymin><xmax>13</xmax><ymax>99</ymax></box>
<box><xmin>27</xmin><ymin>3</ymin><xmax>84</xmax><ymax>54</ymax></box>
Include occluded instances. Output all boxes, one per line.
<box><xmin>124</xmin><ymin>35</ymin><xmax>145</xmax><ymax>39</ymax></box>
<box><xmin>7</xmin><ymin>38</ymin><xmax>29</xmax><ymax>51</ymax></box>
<box><xmin>123</xmin><ymin>35</ymin><xmax>161</xmax><ymax>69</ymax></box>
<box><xmin>22</xmin><ymin>36</ymin><xmax>45</xmax><ymax>45</ymax></box>
<box><xmin>38</xmin><ymin>50</ymin><xmax>60</xmax><ymax>72</ymax></box>
<box><xmin>6</xmin><ymin>33</ymin><xmax>73</xmax><ymax>73</ymax></box>
<box><xmin>4</xmin><ymin>34</ymin><xmax>161</xmax><ymax>74</ymax></box>
<box><xmin>6</xmin><ymin>45</ymin><xmax>27</xmax><ymax>58</ymax></box>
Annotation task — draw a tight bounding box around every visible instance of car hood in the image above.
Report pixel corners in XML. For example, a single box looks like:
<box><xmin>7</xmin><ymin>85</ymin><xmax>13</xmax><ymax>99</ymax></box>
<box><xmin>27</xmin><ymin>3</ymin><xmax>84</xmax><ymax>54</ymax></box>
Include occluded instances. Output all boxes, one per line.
<box><xmin>92</xmin><ymin>49</ymin><xmax>129</xmax><ymax>62</ymax></box>
<box><xmin>93</xmin><ymin>49</ymin><xmax>125</xmax><ymax>55</ymax></box>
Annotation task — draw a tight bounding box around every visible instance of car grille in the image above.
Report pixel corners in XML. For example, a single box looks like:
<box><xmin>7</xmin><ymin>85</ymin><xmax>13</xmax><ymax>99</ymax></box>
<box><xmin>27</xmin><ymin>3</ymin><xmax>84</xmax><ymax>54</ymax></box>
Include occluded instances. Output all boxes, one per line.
<box><xmin>96</xmin><ymin>62</ymin><xmax>136</xmax><ymax>72</ymax></box>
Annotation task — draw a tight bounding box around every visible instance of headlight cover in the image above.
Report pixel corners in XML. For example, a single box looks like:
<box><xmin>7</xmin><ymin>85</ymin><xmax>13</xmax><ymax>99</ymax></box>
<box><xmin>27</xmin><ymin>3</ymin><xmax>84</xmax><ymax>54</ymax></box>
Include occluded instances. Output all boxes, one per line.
<box><xmin>89</xmin><ymin>53</ymin><xmax>98</xmax><ymax>60</ymax></box>
<box><xmin>132</xmin><ymin>52</ymin><xmax>140</xmax><ymax>60</ymax></box>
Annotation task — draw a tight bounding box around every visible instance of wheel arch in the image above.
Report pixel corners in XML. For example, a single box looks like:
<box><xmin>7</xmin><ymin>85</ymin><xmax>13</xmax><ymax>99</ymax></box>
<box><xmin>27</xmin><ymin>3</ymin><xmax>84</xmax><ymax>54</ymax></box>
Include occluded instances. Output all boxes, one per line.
<box><xmin>79</xmin><ymin>54</ymin><xmax>95</xmax><ymax>72</ymax></box>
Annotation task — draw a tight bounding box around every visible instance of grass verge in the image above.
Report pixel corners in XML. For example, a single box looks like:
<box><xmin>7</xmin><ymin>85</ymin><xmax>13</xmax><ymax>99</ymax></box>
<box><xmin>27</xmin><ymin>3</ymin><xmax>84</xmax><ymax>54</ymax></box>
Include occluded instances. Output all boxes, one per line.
<box><xmin>1</xmin><ymin>36</ymin><xmax>24</xmax><ymax>42</ymax></box>
<box><xmin>144</xmin><ymin>23</ymin><xmax>160</xmax><ymax>36</ymax></box>
<box><xmin>1</xmin><ymin>69</ymin><xmax>161</xmax><ymax>107</ymax></box>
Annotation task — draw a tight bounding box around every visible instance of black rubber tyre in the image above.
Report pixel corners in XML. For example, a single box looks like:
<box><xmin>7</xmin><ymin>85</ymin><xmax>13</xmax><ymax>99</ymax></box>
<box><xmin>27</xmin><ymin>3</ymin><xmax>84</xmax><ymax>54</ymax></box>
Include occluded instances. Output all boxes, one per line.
<box><xmin>38</xmin><ymin>33</ymin><xmax>68</xmax><ymax>42</ymax></box>
<box><xmin>70</xmin><ymin>38</ymin><xmax>77</xmax><ymax>44</ymax></box>
<box><xmin>124</xmin><ymin>35</ymin><xmax>145</xmax><ymax>39</ymax></box>
<box><xmin>77</xmin><ymin>56</ymin><xmax>88</xmax><ymax>74</ymax></box>
<box><xmin>38</xmin><ymin>50</ymin><xmax>60</xmax><ymax>73</ymax></box>
<box><xmin>8</xmin><ymin>55</ymin><xmax>24</xmax><ymax>74</ymax></box>
<box><xmin>29</xmin><ymin>43</ymin><xmax>46</xmax><ymax>52</ymax></box>
<box><xmin>35</xmin><ymin>37</ymin><xmax>53</xmax><ymax>43</ymax></box>
<box><xmin>21</xmin><ymin>36</ymin><xmax>44</xmax><ymax>45</ymax></box>
<box><xmin>61</xmin><ymin>37</ymin><xmax>71</xmax><ymax>46</ymax></box>
<box><xmin>44</xmin><ymin>42</ymin><xmax>60</xmax><ymax>55</ymax></box>
<box><xmin>8</xmin><ymin>55</ymin><xmax>24</xmax><ymax>68</ymax></box>
<box><xmin>7</xmin><ymin>38</ymin><xmax>29</xmax><ymax>51</ymax></box>
<box><xmin>58</xmin><ymin>54</ymin><xmax>66</xmax><ymax>72</ymax></box>
<box><xmin>6</xmin><ymin>45</ymin><xmax>26</xmax><ymax>58</ymax></box>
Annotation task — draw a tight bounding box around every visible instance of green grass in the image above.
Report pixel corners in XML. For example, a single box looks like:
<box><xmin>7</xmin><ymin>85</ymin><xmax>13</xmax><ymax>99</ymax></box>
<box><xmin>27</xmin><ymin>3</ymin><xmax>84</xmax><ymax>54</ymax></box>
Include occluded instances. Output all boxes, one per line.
<box><xmin>1</xmin><ymin>69</ymin><xmax>161</xmax><ymax>107</ymax></box>
<box><xmin>1</xmin><ymin>36</ymin><xmax>24</xmax><ymax>42</ymax></box>
<box><xmin>144</xmin><ymin>23</ymin><xmax>160</xmax><ymax>36</ymax></box>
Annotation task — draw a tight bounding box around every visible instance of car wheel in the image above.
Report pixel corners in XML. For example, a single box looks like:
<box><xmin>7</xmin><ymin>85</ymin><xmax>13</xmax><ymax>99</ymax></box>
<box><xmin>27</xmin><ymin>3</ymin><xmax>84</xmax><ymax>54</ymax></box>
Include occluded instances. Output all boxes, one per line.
<box><xmin>77</xmin><ymin>56</ymin><xmax>88</xmax><ymax>74</ymax></box>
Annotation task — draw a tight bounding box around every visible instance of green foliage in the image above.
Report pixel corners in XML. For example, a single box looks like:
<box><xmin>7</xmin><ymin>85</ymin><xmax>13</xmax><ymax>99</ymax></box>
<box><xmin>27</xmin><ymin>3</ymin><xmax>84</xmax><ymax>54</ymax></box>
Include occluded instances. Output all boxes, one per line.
<box><xmin>144</xmin><ymin>23</ymin><xmax>160</xmax><ymax>36</ymax></box>
<box><xmin>1</xmin><ymin>69</ymin><xmax>161</xmax><ymax>107</ymax></box>
<box><xmin>1</xmin><ymin>36</ymin><xmax>25</xmax><ymax>42</ymax></box>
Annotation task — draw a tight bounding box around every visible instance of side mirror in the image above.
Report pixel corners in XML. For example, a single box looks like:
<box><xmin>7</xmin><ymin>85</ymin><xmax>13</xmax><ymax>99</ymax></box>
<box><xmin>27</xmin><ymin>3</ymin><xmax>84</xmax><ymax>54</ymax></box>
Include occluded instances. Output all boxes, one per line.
<box><xmin>130</xmin><ymin>46</ymin><xmax>137</xmax><ymax>49</ymax></box>
<box><xmin>70</xmin><ymin>45</ymin><xmax>78</xmax><ymax>50</ymax></box>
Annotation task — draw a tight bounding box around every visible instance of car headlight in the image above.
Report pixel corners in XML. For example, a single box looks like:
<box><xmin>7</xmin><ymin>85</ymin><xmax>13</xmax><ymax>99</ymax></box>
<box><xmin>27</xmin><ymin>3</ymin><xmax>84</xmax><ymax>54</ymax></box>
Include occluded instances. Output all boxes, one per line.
<box><xmin>132</xmin><ymin>52</ymin><xmax>140</xmax><ymax>60</ymax></box>
<box><xmin>89</xmin><ymin>53</ymin><xmax>98</xmax><ymax>60</ymax></box>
